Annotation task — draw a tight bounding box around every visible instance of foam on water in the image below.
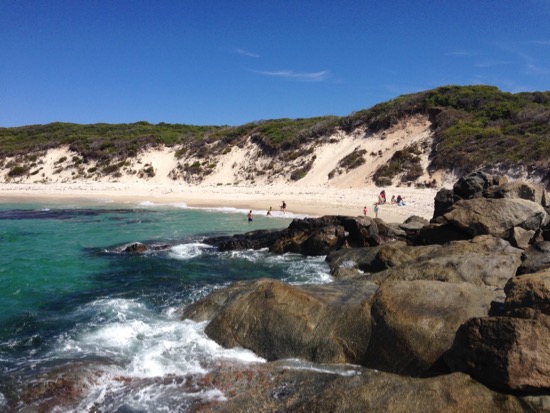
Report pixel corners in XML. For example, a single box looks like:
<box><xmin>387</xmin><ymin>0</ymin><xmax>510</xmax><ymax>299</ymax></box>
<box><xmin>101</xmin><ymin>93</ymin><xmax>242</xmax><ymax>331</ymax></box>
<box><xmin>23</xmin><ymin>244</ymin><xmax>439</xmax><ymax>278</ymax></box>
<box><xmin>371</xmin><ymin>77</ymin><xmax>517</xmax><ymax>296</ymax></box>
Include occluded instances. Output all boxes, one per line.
<box><xmin>49</xmin><ymin>297</ymin><xmax>264</xmax><ymax>412</ymax></box>
<box><xmin>169</xmin><ymin>243</ymin><xmax>214</xmax><ymax>260</ymax></box>
<box><xmin>54</xmin><ymin>298</ymin><xmax>264</xmax><ymax>379</ymax></box>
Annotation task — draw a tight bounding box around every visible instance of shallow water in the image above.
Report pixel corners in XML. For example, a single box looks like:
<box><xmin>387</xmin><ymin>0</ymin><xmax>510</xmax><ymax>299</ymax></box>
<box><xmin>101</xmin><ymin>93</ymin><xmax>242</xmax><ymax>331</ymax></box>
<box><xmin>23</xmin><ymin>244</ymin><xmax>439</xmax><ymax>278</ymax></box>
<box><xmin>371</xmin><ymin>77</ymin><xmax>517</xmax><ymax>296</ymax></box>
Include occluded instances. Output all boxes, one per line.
<box><xmin>0</xmin><ymin>200</ymin><xmax>331</xmax><ymax>411</ymax></box>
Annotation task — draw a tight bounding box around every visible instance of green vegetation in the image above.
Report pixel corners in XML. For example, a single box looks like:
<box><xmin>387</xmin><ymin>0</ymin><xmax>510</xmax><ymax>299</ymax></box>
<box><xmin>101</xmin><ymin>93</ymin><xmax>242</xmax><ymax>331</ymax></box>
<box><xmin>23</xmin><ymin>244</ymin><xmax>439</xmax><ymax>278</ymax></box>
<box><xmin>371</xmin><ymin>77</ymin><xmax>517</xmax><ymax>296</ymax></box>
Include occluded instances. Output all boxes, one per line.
<box><xmin>1</xmin><ymin>85</ymin><xmax>549</xmax><ymax>183</ymax></box>
<box><xmin>373</xmin><ymin>144</ymin><xmax>423</xmax><ymax>186</ymax></box>
<box><xmin>343</xmin><ymin>85</ymin><xmax>550</xmax><ymax>175</ymax></box>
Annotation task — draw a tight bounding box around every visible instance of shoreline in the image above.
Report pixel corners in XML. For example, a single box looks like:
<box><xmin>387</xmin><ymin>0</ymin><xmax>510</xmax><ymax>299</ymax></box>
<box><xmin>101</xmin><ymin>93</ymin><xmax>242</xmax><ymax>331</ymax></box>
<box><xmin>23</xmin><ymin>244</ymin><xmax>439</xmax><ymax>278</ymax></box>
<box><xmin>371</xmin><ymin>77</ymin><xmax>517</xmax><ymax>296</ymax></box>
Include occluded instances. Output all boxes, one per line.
<box><xmin>0</xmin><ymin>182</ymin><xmax>439</xmax><ymax>222</ymax></box>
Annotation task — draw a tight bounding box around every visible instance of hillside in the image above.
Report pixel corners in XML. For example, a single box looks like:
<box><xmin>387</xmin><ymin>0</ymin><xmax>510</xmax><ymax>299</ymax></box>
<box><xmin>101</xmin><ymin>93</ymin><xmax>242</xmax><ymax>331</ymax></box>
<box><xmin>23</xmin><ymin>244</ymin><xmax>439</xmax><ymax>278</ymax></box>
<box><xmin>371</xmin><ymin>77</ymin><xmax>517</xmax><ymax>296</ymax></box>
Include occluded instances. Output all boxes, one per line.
<box><xmin>1</xmin><ymin>85</ymin><xmax>549</xmax><ymax>189</ymax></box>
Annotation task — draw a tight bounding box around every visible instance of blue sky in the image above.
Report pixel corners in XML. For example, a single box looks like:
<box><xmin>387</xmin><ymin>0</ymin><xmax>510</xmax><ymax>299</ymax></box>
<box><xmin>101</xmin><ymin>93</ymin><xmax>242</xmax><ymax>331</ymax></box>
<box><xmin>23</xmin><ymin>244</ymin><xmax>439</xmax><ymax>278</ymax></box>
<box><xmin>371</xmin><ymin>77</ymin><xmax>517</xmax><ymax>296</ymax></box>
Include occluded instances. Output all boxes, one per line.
<box><xmin>1</xmin><ymin>0</ymin><xmax>549</xmax><ymax>127</ymax></box>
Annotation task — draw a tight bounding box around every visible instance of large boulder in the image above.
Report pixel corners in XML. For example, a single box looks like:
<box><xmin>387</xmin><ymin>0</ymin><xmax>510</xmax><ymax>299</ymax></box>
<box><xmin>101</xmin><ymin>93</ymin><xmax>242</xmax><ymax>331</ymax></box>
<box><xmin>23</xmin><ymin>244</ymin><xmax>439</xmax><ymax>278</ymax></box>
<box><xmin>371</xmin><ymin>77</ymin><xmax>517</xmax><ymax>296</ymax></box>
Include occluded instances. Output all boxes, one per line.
<box><xmin>338</xmin><ymin>236</ymin><xmax>522</xmax><ymax>288</ymax></box>
<box><xmin>366</xmin><ymin>280</ymin><xmax>497</xmax><ymax>376</ymax></box>
<box><xmin>181</xmin><ymin>278</ymin><xmax>378</xmax><ymax>365</ymax></box>
<box><xmin>484</xmin><ymin>181</ymin><xmax>550</xmax><ymax>207</ymax></box>
<box><xmin>504</xmin><ymin>270</ymin><xmax>550</xmax><ymax>316</ymax></box>
<box><xmin>422</xmin><ymin>198</ymin><xmax>548</xmax><ymax>247</ymax></box>
<box><xmin>452</xmin><ymin>171</ymin><xmax>497</xmax><ymax>199</ymax></box>
<box><xmin>447</xmin><ymin>315</ymin><xmax>550</xmax><ymax>392</ymax></box>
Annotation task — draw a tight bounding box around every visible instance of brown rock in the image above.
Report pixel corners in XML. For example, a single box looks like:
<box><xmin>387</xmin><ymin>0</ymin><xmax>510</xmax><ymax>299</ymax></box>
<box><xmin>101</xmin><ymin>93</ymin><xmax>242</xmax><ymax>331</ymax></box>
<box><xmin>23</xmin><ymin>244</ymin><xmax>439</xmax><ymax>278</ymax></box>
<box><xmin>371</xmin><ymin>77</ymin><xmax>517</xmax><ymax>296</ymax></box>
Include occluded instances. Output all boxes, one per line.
<box><xmin>183</xmin><ymin>278</ymin><xmax>377</xmax><ymax>365</ymax></box>
<box><xmin>505</xmin><ymin>270</ymin><xmax>550</xmax><ymax>316</ymax></box>
<box><xmin>366</xmin><ymin>280</ymin><xmax>497</xmax><ymax>376</ymax></box>
<box><xmin>448</xmin><ymin>315</ymin><xmax>550</xmax><ymax>392</ymax></box>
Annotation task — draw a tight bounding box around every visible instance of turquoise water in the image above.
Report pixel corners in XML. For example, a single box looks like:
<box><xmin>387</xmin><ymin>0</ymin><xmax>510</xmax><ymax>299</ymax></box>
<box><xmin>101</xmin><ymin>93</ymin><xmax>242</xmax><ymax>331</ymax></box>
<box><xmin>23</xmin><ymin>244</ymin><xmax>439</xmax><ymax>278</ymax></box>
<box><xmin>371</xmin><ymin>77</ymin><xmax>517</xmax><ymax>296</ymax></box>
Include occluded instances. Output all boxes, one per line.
<box><xmin>0</xmin><ymin>200</ymin><xmax>331</xmax><ymax>411</ymax></box>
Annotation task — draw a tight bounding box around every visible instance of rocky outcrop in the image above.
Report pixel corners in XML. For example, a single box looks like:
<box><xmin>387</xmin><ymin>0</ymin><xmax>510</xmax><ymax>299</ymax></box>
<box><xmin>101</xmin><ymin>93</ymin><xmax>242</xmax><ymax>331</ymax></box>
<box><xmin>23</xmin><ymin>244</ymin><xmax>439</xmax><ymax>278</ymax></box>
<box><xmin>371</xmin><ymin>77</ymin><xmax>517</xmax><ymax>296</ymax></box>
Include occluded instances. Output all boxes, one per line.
<box><xmin>195</xmin><ymin>365</ymin><xmax>527</xmax><ymax>413</ymax></box>
<box><xmin>182</xmin><ymin>278</ymin><xmax>378</xmax><ymax>365</ymax></box>
<box><xmin>204</xmin><ymin>216</ymin><xmax>384</xmax><ymax>256</ymax></box>
<box><xmin>328</xmin><ymin>235</ymin><xmax>522</xmax><ymax>288</ymax></box>
<box><xmin>118</xmin><ymin>241</ymin><xmax>171</xmax><ymax>253</ymax></box>
<box><xmin>181</xmin><ymin>174</ymin><xmax>550</xmax><ymax>407</ymax></box>
<box><xmin>422</xmin><ymin>198</ymin><xmax>548</xmax><ymax>247</ymax></box>
<box><xmin>445</xmin><ymin>269</ymin><xmax>550</xmax><ymax>393</ymax></box>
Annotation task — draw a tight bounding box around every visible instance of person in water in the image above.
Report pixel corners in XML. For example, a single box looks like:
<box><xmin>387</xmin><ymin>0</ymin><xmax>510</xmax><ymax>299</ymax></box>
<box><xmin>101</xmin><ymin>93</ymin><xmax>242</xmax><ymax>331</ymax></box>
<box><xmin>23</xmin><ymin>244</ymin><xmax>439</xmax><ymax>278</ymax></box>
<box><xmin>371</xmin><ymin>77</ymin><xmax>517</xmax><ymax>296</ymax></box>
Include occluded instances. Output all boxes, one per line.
<box><xmin>247</xmin><ymin>210</ymin><xmax>253</xmax><ymax>222</ymax></box>
<box><xmin>267</xmin><ymin>207</ymin><xmax>272</xmax><ymax>216</ymax></box>
<box><xmin>280</xmin><ymin>201</ymin><xmax>287</xmax><ymax>214</ymax></box>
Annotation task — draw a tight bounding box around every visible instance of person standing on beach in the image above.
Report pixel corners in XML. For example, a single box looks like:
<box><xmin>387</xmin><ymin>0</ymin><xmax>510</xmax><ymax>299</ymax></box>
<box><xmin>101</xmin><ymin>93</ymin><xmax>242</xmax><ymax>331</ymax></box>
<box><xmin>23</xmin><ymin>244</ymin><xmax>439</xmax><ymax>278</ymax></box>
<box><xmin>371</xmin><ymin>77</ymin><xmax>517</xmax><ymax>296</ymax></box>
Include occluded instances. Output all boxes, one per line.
<box><xmin>280</xmin><ymin>201</ymin><xmax>287</xmax><ymax>214</ymax></box>
<box><xmin>267</xmin><ymin>207</ymin><xmax>272</xmax><ymax>216</ymax></box>
<box><xmin>247</xmin><ymin>210</ymin><xmax>253</xmax><ymax>222</ymax></box>
<box><xmin>374</xmin><ymin>203</ymin><xmax>379</xmax><ymax>218</ymax></box>
<box><xmin>363</xmin><ymin>206</ymin><xmax>367</xmax><ymax>217</ymax></box>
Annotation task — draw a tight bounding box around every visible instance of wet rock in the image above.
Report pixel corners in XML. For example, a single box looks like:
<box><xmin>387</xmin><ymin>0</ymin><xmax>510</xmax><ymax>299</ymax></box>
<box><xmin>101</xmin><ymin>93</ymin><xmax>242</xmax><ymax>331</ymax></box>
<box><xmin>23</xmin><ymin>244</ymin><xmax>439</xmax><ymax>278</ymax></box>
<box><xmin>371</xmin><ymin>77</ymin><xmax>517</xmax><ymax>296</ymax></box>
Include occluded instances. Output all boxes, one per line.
<box><xmin>194</xmin><ymin>364</ymin><xmax>527</xmax><ymax>413</ymax></box>
<box><xmin>204</xmin><ymin>216</ymin><xmax>382</xmax><ymax>256</ymax></box>
<box><xmin>182</xmin><ymin>278</ymin><xmax>377</xmax><ymax>365</ymax></box>
<box><xmin>119</xmin><ymin>242</ymin><xmax>171</xmax><ymax>253</ymax></box>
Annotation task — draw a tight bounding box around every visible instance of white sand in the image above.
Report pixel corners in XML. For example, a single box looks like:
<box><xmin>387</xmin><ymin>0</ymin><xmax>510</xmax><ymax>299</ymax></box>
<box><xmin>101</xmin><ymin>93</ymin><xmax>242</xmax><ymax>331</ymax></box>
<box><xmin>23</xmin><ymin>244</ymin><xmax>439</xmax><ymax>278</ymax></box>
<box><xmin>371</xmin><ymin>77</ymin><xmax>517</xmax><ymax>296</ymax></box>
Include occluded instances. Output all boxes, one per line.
<box><xmin>0</xmin><ymin>116</ymin><xmax>448</xmax><ymax>222</ymax></box>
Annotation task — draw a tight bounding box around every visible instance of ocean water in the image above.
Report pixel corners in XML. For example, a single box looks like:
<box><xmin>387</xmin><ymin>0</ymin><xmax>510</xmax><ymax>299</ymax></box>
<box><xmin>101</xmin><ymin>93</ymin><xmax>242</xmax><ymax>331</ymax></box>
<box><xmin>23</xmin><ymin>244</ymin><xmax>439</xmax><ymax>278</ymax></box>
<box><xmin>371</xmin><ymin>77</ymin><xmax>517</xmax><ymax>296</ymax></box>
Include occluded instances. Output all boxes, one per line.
<box><xmin>0</xmin><ymin>200</ymin><xmax>332</xmax><ymax>411</ymax></box>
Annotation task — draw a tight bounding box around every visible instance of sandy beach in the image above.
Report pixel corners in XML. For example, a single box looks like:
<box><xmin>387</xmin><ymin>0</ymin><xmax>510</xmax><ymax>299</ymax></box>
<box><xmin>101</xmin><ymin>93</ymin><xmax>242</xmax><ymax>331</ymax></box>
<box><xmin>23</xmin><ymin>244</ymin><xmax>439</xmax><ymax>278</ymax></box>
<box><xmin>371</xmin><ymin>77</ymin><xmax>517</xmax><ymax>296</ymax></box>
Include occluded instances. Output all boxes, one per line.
<box><xmin>0</xmin><ymin>117</ymin><xmax>447</xmax><ymax>221</ymax></box>
<box><xmin>0</xmin><ymin>182</ymin><xmax>439</xmax><ymax>222</ymax></box>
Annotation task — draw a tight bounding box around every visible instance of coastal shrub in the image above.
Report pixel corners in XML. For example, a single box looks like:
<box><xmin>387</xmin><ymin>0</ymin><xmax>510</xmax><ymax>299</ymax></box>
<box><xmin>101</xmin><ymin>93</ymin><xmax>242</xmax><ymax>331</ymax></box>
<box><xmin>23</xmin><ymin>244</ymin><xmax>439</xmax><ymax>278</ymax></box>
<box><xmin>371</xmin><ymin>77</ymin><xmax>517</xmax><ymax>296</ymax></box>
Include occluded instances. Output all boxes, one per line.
<box><xmin>7</xmin><ymin>165</ymin><xmax>29</xmax><ymax>177</ymax></box>
<box><xmin>373</xmin><ymin>144</ymin><xmax>422</xmax><ymax>185</ymax></box>
<box><xmin>141</xmin><ymin>165</ymin><xmax>155</xmax><ymax>177</ymax></box>
<box><xmin>290</xmin><ymin>160</ymin><xmax>314</xmax><ymax>181</ymax></box>
<box><xmin>338</xmin><ymin>148</ymin><xmax>367</xmax><ymax>171</ymax></box>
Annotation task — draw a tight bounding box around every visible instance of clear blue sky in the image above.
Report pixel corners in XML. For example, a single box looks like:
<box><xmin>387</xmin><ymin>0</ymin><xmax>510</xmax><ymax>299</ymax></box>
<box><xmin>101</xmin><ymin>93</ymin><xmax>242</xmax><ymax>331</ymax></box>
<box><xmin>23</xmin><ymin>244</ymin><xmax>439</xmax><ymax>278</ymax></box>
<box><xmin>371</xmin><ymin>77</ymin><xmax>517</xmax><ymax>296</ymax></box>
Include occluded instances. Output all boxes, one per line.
<box><xmin>1</xmin><ymin>0</ymin><xmax>549</xmax><ymax>127</ymax></box>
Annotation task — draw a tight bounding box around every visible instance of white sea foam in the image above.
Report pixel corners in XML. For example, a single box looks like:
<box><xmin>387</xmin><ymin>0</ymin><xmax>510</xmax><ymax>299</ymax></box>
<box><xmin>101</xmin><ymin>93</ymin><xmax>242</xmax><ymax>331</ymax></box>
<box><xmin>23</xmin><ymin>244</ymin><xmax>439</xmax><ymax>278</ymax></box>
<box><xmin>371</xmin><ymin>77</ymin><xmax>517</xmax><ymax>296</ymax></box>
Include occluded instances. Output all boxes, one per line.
<box><xmin>55</xmin><ymin>298</ymin><xmax>264</xmax><ymax>379</ymax></box>
<box><xmin>54</xmin><ymin>296</ymin><xmax>265</xmax><ymax>411</ymax></box>
<box><xmin>169</xmin><ymin>243</ymin><xmax>213</xmax><ymax>260</ymax></box>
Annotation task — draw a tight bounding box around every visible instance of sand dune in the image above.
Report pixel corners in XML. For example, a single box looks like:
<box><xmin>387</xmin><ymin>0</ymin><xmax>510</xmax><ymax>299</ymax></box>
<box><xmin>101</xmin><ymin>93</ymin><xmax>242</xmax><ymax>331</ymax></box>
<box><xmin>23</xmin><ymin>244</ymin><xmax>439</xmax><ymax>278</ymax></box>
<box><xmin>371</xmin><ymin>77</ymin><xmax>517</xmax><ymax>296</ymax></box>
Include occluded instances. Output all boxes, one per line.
<box><xmin>0</xmin><ymin>116</ymin><xmax>449</xmax><ymax>222</ymax></box>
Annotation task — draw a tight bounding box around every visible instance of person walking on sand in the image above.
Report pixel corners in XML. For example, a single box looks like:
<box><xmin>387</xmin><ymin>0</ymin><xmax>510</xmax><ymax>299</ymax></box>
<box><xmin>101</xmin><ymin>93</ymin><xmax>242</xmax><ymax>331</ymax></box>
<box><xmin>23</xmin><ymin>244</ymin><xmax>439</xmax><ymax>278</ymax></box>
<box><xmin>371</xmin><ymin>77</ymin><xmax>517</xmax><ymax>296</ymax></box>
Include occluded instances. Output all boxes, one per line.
<box><xmin>280</xmin><ymin>201</ymin><xmax>287</xmax><ymax>214</ymax></box>
<box><xmin>267</xmin><ymin>206</ymin><xmax>272</xmax><ymax>216</ymax></box>
<box><xmin>374</xmin><ymin>203</ymin><xmax>379</xmax><ymax>218</ymax></box>
<box><xmin>247</xmin><ymin>210</ymin><xmax>253</xmax><ymax>222</ymax></box>
<box><xmin>363</xmin><ymin>206</ymin><xmax>367</xmax><ymax>217</ymax></box>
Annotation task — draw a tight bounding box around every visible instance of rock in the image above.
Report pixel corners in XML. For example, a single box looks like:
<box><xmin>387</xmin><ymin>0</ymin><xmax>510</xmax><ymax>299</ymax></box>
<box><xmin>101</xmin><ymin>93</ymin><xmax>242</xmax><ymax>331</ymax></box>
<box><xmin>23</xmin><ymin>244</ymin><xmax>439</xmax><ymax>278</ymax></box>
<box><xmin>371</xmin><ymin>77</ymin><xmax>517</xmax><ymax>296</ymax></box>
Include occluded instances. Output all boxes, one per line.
<box><xmin>433</xmin><ymin>188</ymin><xmax>459</xmax><ymax>219</ymax></box>
<box><xmin>121</xmin><ymin>242</ymin><xmax>148</xmax><ymax>253</ymax></box>
<box><xmin>418</xmin><ymin>222</ymin><xmax>471</xmax><ymax>245</ymax></box>
<box><xmin>447</xmin><ymin>315</ymin><xmax>550</xmax><ymax>392</ymax></box>
<box><xmin>484</xmin><ymin>181</ymin><xmax>550</xmax><ymax>207</ymax></box>
<box><xmin>366</xmin><ymin>280</ymin><xmax>497</xmax><ymax>376</ymax></box>
<box><xmin>399</xmin><ymin>215</ymin><xmax>428</xmax><ymax>231</ymax></box>
<box><xmin>510</xmin><ymin>227</ymin><xmax>536</xmax><ymax>250</ymax></box>
<box><xmin>204</xmin><ymin>216</ymin><xmax>382</xmax><ymax>256</ymax></box>
<box><xmin>517</xmin><ymin>241</ymin><xmax>550</xmax><ymax>275</ymax></box>
<box><xmin>452</xmin><ymin>171</ymin><xmax>495</xmax><ymax>199</ymax></box>
<box><xmin>182</xmin><ymin>278</ymin><xmax>378</xmax><ymax>365</ymax></box>
<box><xmin>504</xmin><ymin>270</ymin><xmax>550</xmax><ymax>316</ymax></box>
<box><xmin>196</xmin><ymin>364</ymin><xmax>527</xmax><ymax>413</ymax></box>
<box><xmin>360</xmin><ymin>236</ymin><xmax>522</xmax><ymax>289</ymax></box>
<box><xmin>118</xmin><ymin>242</ymin><xmax>171</xmax><ymax>253</ymax></box>
<box><xmin>204</xmin><ymin>229</ymin><xmax>284</xmax><ymax>251</ymax></box>
<box><xmin>326</xmin><ymin>241</ymin><xmax>412</xmax><ymax>279</ymax></box>
<box><xmin>441</xmin><ymin>198</ymin><xmax>548</xmax><ymax>241</ymax></box>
